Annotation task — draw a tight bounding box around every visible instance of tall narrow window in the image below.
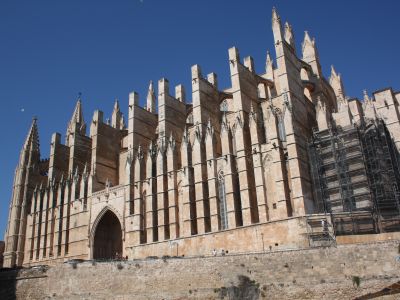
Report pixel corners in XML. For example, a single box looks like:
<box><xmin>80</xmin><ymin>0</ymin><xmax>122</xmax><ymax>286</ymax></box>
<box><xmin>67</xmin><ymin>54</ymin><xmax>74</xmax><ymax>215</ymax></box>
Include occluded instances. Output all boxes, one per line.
<box><xmin>278</xmin><ymin>115</ymin><xmax>286</xmax><ymax>142</ymax></box>
<box><xmin>258</xmin><ymin>104</ymin><xmax>267</xmax><ymax>143</ymax></box>
<box><xmin>218</xmin><ymin>170</ymin><xmax>228</xmax><ymax>230</ymax></box>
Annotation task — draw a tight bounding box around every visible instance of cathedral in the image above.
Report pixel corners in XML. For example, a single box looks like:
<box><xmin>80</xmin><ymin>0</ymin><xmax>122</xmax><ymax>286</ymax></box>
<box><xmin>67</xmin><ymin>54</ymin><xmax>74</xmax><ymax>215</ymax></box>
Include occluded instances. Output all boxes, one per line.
<box><xmin>4</xmin><ymin>8</ymin><xmax>400</xmax><ymax>268</ymax></box>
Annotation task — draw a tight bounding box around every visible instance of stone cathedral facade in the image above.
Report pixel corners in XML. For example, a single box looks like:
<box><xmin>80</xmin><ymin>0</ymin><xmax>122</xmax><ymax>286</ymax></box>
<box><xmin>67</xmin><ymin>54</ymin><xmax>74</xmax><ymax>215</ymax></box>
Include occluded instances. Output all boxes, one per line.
<box><xmin>4</xmin><ymin>8</ymin><xmax>400</xmax><ymax>268</ymax></box>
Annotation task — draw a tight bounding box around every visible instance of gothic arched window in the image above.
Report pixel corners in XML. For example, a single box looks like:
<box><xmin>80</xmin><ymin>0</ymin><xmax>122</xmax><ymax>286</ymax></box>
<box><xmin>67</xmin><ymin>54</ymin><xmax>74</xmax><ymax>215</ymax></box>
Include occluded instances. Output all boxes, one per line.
<box><xmin>218</xmin><ymin>170</ymin><xmax>228</xmax><ymax>230</ymax></box>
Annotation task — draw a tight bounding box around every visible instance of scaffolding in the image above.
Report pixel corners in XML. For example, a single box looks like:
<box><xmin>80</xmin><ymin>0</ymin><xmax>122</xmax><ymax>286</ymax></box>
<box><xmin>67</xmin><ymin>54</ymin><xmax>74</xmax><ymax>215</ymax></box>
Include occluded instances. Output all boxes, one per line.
<box><xmin>305</xmin><ymin>214</ymin><xmax>336</xmax><ymax>247</ymax></box>
<box><xmin>309</xmin><ymin>119</ymin><xmax>400</xmax><ymax>236</ymax></box>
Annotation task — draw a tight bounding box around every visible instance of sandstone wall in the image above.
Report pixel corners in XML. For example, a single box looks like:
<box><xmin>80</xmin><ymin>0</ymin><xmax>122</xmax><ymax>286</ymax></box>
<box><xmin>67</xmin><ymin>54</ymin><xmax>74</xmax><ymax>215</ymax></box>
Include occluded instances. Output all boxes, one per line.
<box><xmin>1</xmin><ymin>241</ymin><xmax>400</xmax><ymax>300</ymax></box>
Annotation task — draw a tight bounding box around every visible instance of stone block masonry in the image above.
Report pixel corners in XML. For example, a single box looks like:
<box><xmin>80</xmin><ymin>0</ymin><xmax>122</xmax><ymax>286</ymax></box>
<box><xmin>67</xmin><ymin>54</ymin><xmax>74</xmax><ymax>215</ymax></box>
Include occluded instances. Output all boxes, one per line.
<box><xmin>1</xmin><ymin>241</ymin><xmax>400</xmax><ymax>300</ymax></box>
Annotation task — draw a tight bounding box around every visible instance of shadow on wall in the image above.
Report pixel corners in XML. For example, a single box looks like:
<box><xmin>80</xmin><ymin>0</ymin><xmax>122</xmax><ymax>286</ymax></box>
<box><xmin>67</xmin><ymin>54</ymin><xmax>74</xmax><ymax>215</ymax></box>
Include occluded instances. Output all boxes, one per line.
<box><xmin>0</xmin><ymin>268</ymin><xmax>18</xmax><ymax>300</ymax></box>
<box><xmin>355</xmin><ymin>281</ymin><xmax>400</xmax><ymax>299</ymax></box>
<box><xmin>215</xmin><ymin>275</ymin><xmax>261</xmax><ymax>300</ymax></box>
<box><xmin>0</xmin><ymin>265</ymin><xmax>48</xmax><ymax>300</ymax></box>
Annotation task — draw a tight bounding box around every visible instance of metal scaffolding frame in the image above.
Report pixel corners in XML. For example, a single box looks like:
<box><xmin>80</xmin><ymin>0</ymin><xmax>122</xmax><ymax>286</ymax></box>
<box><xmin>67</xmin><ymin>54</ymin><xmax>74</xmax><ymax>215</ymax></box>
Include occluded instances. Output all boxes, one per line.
<box><xmin>309</xmin><ymin>119</ymin><xmax>400</xmax><ymax>236</ymax></box>
<box><xmin>305</xmin><ymin>214</ymin><xmax>336</xmax><ymax>247</ymax></box>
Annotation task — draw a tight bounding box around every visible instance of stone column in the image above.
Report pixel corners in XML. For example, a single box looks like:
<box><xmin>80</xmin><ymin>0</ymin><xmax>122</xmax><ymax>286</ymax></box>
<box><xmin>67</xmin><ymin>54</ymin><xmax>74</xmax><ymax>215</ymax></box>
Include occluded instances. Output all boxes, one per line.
<box><xmin>180</xmin><ymin>132</ymin><xmax>196</xmax><ymax>236</ymax></box>
<box><xmin>45</xmin><ymin>182</ymin><xmax>57</xmax><ymax>258</ymax></box>
<box><xmin>54</xmin><ymin>180</ymin><xmax>65</xmax><ymax>258</ymax></box>
<box><xmin>192</xmin><ymin>126</ymin><xmax>210</xmax><ymax>234</ymax></box>
<box><xmin>228</xmin><ymin>47</ymin><xmax>259</xmax><ymax>225</ymax></box>
<box><xmin>26</xmin><ymin>189</ymin><xmax>38</xmax><ymax>262</ymax></box>
<box><xmin>61</xmin><ymin>179</ymin><xmax>72</xmax><ymax>256</ymax></box>
<box><xmin>16</xmin><ymin>182</ymin><xmax>32</xmax><ymax>265</ymax></box>
<box><xmin>166</xmin><ymin>136</ymin><xmax>179</xmax><ymax>239</ymax></box>
<box><xmin>249</xmin><ymin>106</ymin><xmax>268</xmax><ymax>222</ymax></box>
<box><xmin>34</xmin><ymin>188</ymin><xmax>45</xmax><ymax>260</ymax></box>
<box><xmin>205</xmin><ymin>122</ymin><xmax>220</xmax><ymax>232</ymax></box>
<box><xmin>220</xmin><ymin>122</ymin><xmax>241</xmax><ymax>228</ymax></box>
<box><xmin>265</xmin><ymin>106</ymin><xmax>290</xmax><ymax>220</ymax></box>
<box><xmin>145</xmin><ymin>145</ymin><xmax>158</xmax><ymax>242</ymax></box>
<box><xmin>132</xmin><ymin>147</ymin><xmax>144</xmax><ymax>244</ymax></box>
<box><xmin>38</xmin><ymin>186</ymin><xmax>49</xmax><ymax>260</ymax></box>
<box><xmin>156</xmin><ymin>140</ymin><xmax>169</xmax><ymax>240</ymax></box>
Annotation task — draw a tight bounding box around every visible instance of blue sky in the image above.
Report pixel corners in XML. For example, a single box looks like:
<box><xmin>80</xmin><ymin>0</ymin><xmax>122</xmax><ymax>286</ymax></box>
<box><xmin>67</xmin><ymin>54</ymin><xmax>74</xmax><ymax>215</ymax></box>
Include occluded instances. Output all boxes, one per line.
<box><xmin>0</xmin><ymin>0</ymin><xmax>399</xmax><ymax>240</ymax></box>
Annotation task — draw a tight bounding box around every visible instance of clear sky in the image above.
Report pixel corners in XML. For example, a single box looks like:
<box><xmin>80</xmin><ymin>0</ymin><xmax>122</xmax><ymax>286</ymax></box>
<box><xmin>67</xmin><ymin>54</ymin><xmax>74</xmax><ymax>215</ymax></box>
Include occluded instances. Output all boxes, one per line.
<box><xmin>1</xmin><ymin>0</ymin><xmax>399</xmax><ymax>240</ymax></box>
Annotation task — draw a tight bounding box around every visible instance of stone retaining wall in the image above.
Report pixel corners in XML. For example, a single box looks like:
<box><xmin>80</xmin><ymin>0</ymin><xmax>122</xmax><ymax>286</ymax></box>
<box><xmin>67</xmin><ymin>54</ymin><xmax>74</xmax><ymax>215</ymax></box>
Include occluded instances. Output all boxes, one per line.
<box><xmin>1</xmin><ymin>240</ymin><xmax>400</xmax><ymax>299</ymax></box>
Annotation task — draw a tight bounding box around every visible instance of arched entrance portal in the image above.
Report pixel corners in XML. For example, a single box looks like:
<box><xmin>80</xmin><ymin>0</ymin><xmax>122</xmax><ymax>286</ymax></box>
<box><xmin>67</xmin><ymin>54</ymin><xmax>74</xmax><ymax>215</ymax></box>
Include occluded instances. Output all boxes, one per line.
<box><xmin>93</xmin><ymin>210</ymin><xmax>122</xmax><ymax>259</ymax></box>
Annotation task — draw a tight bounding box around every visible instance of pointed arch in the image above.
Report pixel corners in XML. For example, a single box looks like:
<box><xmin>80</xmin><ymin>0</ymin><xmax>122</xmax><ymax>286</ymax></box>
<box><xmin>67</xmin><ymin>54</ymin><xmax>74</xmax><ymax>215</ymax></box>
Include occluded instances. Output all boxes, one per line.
<box><xmin>90</xmin><ymin>206</ymin><xmax>123</xmax><ymax>259</ymax></box>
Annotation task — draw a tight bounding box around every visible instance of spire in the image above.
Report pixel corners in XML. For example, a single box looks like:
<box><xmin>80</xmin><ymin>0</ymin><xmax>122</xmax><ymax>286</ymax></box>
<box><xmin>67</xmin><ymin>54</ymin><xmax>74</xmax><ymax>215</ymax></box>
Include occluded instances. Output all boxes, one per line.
<box><xmin>302</xmin><ymin>31</ymin><xmax>321</xmax><ymax>77</ymax></box>
<box><xmin>111</xmin><ymin>98</ymin><xmax>122</xmax><ymax>129</ymax></box>
<box><xmin>272</xmin><ymin>7</ymin><xmax>281</xmax><ymax>26</ymax></box>
<box><xmin>66</xmin><ymin>95</ymin><xmax>86</xmax><ymax>144</ymax></box>
<box><xmin>272</xmin><ymin>7</ymin><xmax>283</xmax><ymax>43</ymax></box>
<box><xmin>363</xmin><ymin>89</ymin><xmax>378</xmax><ymax>120</ymax></box>
<box><xmin>284</xmin><ymin>22</ymin><xmax>295</xmax><ymax>50</ymax></box>
<box><xmin>265</xmin><ymin>51</ymin><xmax>274</xmax><ymax>79</ymax></box>
<box><xmin>330</xmin><ymin>65</ymin><xmax>338</xmax><ymax>78</ymax></box>
<box><xmin>329</xmin><ymin>65</ymin><xmax>345</xmax><ymax>101</ymax></box>
<box><xmin>70</xmin><ymin>95</ymin><xmax>84</xmax><ymax>125</ymax></box>
<box><xmin>18</xmin><ymin>116</ymin><xmax>41</xmax><ymax>168</ymax></box>
<box><xmin>301</xmin><ymin>31</ymin><xmax>314</xmax><ymax>55</ymax></box>
<box><xmin>113</xmin><ymin>98</ymin><xmax>120</xmax><ymax>111</ymax></box>
<box><xmin>23</xmin><ymin>117</ymin><xmax>40</xmax><ymax>153</ymax></box>
<box><xmin>146</xmin><ymin>81</ymin><xmax>156</xmax><ymax>113</ymax></box>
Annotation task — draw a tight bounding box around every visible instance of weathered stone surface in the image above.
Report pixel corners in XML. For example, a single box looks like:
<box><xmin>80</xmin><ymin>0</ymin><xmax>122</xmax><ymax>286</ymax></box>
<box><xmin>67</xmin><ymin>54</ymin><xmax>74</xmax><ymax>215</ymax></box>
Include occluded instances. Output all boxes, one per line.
<box><xmin>0</xmin><ymin>241</ymin><xmax>399</xmax><ymax>300</ymax></box>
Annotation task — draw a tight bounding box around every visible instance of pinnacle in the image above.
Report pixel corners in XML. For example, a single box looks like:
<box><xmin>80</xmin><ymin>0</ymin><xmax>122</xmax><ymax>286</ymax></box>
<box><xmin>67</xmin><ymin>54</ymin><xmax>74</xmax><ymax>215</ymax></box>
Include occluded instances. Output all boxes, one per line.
<box><xmin>272</xmin><ymin>7</ymin><xmax>280</xmax><ymax>22</ymax></box>
<box><xmin>147</xmin><ymin>80</ymin><xmax>156</xmax><ymax>113</ymax></box>
<box><xmin>70</xmin><ymin>97</ymin><xmax>84</xmax><ymax>125</ymax></box>
<box><xmin>113</xmin><ymin>98</ymin><xmax>120</xmax><ymax>111</ymax></box>
<box><xmin>330</xmin><ymin>65</ymin><xmax>338</xmax><ymax>78</ymax></box>
<box><xmin>302</xmin><ymin>31</ymin><xmax>315</xmax><ymax>55</ymax></box>
<box><xmin>147</xmin><ymin>81</ymin><xmax>155</xmax><ymax>97</ymax></box>
<box><xmin>304</xmin><ymin>31</ymin><xmax>312</xmax><ymax>44</ymax></box>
